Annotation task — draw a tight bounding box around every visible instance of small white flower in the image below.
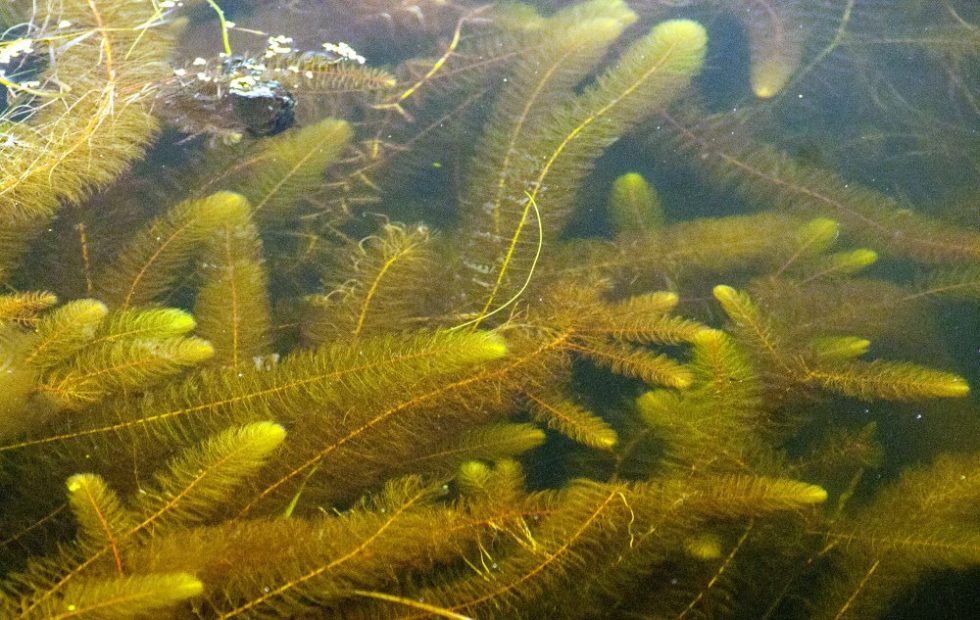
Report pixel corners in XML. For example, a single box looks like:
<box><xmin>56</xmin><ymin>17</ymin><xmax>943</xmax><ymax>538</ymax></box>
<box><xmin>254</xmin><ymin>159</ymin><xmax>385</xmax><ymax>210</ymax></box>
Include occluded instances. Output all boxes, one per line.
<box><xmin>322</xmin><ymin>41</ymin><xmax>366</xmax><ymax>65</ymax></box>
<box><xmin>263</xmin><ymin>35</ymin><xmax>294</xmax><ymax>58</ymax></box>
<box><xmin>228</xmin><ymin>75</ymin><xmax>257</xmax><ymax>92</ymax></box>
<box><xmin>0</xmin><ymin>38</ymin><xmax>34</xmax><ymax>66</ymax></box>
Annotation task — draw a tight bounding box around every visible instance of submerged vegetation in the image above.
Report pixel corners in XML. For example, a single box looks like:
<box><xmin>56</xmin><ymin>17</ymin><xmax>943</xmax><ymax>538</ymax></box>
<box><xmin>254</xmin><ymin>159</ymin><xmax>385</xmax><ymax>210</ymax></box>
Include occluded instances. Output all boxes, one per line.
<box><xmin>0</xmin><ymin>0</ymin><xmax>978</xmax><ymax>617</ymax></box>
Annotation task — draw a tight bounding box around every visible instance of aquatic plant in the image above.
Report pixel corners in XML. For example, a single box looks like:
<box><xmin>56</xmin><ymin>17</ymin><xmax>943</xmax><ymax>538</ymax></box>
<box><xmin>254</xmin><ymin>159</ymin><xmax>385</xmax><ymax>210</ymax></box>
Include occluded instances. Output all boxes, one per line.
<box><xmin>0</xmin><ymin>0</ymin><xmax>978</xmax><ymax>618</ymax></box>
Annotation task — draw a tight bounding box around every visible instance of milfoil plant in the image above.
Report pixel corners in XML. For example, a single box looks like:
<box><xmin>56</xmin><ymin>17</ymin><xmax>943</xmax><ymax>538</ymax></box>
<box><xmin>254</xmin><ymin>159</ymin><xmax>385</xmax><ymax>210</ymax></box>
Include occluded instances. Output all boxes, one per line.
<box><xmin>0</xmin><ymin>1</ymin><xmax>978</xmax><ymax>618</ymax></box>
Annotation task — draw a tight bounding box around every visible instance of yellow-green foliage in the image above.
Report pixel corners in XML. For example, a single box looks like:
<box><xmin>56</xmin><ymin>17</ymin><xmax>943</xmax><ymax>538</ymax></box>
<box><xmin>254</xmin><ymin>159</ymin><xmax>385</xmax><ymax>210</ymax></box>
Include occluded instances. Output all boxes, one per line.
<box><xmin>135</xmin><ymin>421</ymin><xmax>287</xmax><ymax>530</ymax></box>
<box><xmin>739</xmin><ymin>0</ymin><xmax>806</xmax><ymax>98</ymax></box>
<box><xmin>0</xmin><ymin>304</ymin><xmax>215</xmax><ymax>438</ymax></box>
<box><xmin>637</xmin><ymin>328</ymin><xmax>770</xmax><ymax>473</ymax></box>
<box><xmin>194</xmin><ymin>203</ymin><xmax>272</xmax><ymax>369</ymax></box>
<box><xmin>0</xmin><ymin>0</ymin><xmax>173</xmax><ymax>278</ymax></box>
<box><xmin>657</xmin><ymin>106</ymin><xmax>980</xmax><ymax>265</ymax></box>
<box><xmin>458</xmin><ymin>14</ymin><xmax>708</xmax><ymax>324</ymax></box>
<box><xmin>405</xmin><ymin>424</ymin><xmax>547</xmax><ymax>478</ymax></box>
<box><xmin>96</xmin><ymin>192</ymin><xmax>251</xmax><ymax>308</ymax></box>
<box><xmin>0</xmin><ymin>1</ymin><xmax>977</xmax><ymax>619</ymax></box>
<box><xmin>189</xmin><ymin>118</ymin><xmax>352</xmax><ymax>224</ymax></box>
<box><xmin>302</xmin><ymin>223</ymin><xmax>438</xmax><ymax>344</ymax></box>
<box><xmin>24</xmin><ymin>300</ymin><xmax>110</xmax><ymax>371</ymax></box>
<box><xmin>0</xmin><ymin>292</ymin><xmax>58</xmax><ymax>326</ymax></box>
<box><xmin>608</xmin><ymin>172</ymin><xmax>665</xmax><ymax>234</ymax></box>
<box><xmin>528</xmin><ymin>389</ymin><xmax>619</xmax><ymax>450</ymax></box>
<box><xmin>38</xmin><ymin>334</ymin><xmax>214</xmax><ymax>409</ymax></box>
<box><xmin>66</xmin><ymin>473</ymin><xmax>134</xmax><ymax>562</ymax></box>
<box><xmin>26</xmin><ymin>572</ymin><xmax>204</xmax><ymax>619</ymax></box>
<box><xmin>713</xmin><ymin>284</ymin><xmax>970</xmax><ymax>401</ymax></box>
<box><xmin>810</xmin><ymin>452</ymin><xmax>980</xmax><ymax>619</ymax></box>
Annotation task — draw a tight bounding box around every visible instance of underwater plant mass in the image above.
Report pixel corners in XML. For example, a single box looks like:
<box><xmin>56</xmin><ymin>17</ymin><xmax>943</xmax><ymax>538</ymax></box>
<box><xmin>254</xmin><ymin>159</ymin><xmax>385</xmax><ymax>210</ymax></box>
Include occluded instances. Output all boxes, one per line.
<box><xmin>1</xmin><ymin>0</ymin><xmax>979</xmax><ymax>617</ymax></box>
